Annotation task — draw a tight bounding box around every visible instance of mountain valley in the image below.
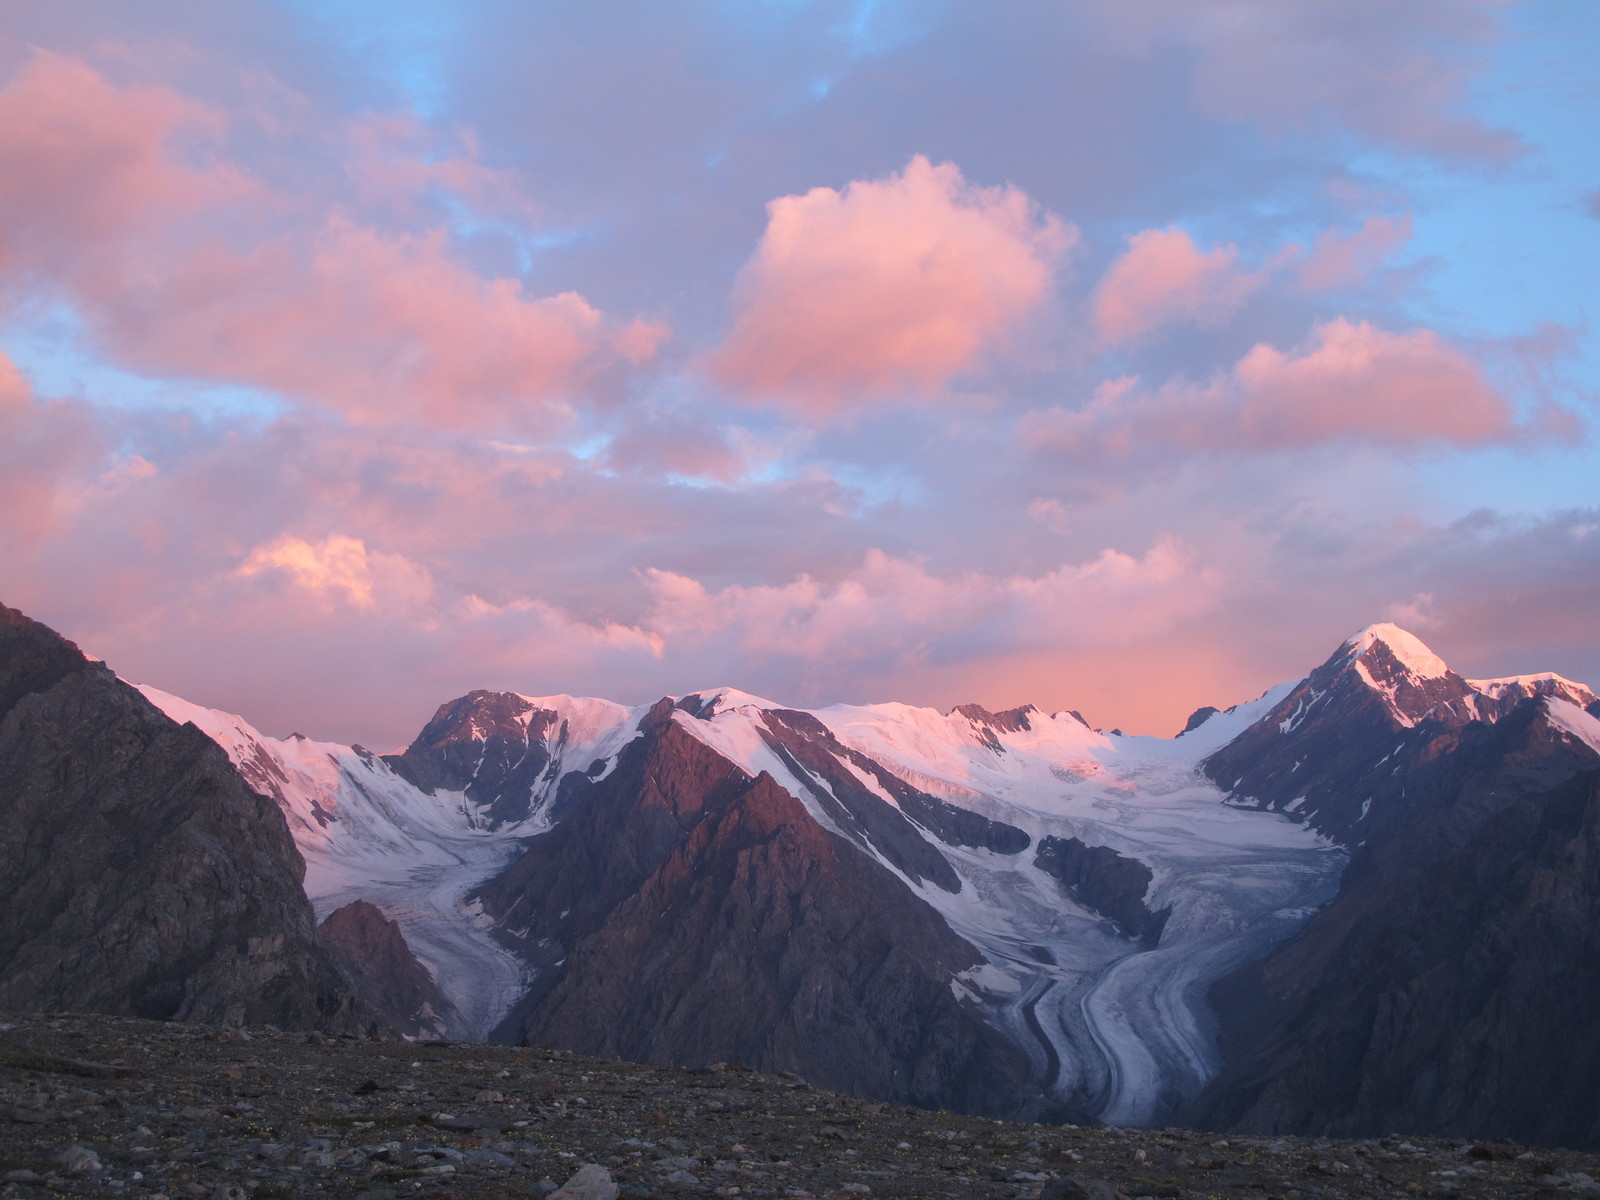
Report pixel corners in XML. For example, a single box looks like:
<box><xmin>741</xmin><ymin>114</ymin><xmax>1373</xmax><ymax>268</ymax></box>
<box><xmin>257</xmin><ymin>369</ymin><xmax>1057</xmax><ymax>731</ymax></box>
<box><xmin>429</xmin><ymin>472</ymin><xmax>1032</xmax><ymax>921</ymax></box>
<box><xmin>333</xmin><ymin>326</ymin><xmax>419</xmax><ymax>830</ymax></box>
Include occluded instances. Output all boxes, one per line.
<box><xmin>4</xmin><ymin>602</ymin><xmax>1600</xmax><ymax>1150</ymax></box>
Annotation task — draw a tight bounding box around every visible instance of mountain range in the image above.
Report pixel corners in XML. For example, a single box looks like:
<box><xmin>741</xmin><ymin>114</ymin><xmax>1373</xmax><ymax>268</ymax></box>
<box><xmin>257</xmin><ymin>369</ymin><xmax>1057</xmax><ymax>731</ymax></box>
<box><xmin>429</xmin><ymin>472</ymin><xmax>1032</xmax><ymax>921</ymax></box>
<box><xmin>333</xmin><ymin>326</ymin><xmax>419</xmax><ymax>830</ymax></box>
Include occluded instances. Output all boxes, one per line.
<box><xmin>3</xmin><ymin>601</ymin><xmax>1599</xmax><ymax>1145</ymax></box>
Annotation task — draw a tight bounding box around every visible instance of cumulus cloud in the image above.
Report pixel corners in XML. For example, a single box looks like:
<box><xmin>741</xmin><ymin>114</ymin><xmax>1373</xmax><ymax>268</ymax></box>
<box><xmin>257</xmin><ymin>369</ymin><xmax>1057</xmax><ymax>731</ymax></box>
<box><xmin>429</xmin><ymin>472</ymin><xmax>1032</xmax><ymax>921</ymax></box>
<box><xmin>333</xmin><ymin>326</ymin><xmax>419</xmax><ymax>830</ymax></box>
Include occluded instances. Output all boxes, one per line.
<box><xmin>114</xmin><ymin>218</ymin><xmax>608</xmax><ymax>430</ymax></box>
<box><xmin>1024</xmin><ymin>318</ymin><xmax>1517</xmax><ymax>461</ymax></box>
<box><xmin>234</xmin><ymin>534</ymin><xmax>436</xmax><ymax>613</ymax></box>
<box><xmin>0</xmin><ymin>50</ymin><xmax>255</xmax><ymax>282</ymax></box>
<box><xmin>601</xmin><ymin>410</ymin><xmax>744</xmax><ymax>482</ymax></box>
<box><xmin>1091</xmin><ymin>215</ymin><xmax>1414</xmax><ymax>345</ymax></box>
<box><xmin>1093</xmin><ymin>227</ymin><xmax>1265</xmax><ymax>344</ymax></box>
<box><xmin>708</xmin><ymin>155</ymin><xmax>1073</xmax><ymax>413</ymax></box>
<box><xmin>0</xmin><ymin>51</ymin><xmax>657</xmax><ymax>432</ymax></box>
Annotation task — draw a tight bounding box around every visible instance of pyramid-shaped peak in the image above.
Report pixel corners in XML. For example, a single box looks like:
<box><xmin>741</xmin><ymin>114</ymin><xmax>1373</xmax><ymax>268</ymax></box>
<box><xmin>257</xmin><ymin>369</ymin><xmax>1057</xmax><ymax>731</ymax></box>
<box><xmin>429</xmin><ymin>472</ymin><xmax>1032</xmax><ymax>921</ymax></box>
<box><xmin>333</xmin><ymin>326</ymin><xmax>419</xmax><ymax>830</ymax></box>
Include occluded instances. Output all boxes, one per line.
<box><xmin>1342</xmin><ymin>623</ymin><xmax>1451</xmax><ymax>681</ymax></box>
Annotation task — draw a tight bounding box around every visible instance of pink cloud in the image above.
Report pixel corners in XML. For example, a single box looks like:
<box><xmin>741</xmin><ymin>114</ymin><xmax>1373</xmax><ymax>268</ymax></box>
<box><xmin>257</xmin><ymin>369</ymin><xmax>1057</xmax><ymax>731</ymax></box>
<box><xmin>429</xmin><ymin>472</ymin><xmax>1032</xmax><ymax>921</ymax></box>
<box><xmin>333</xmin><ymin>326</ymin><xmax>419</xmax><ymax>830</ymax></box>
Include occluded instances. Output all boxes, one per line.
<box><xmin>1024</xmin><ymin>318</ymin><xmax>1517</xmax><ymax>460</ymax></box>
<box><xmin>612</xmin><ymin>318</ymin><xmax>672</xmax><ymax>365</ymax></box>
<box><xmin>340</xmin><ymin>114</ymin><xmax>540</xmax><ymax>226</ymax></box>
<box><xmin>1295</xmin><ymin>214</ymin><xmax>1413</xmax><ymax>292</ymax></box>
<box><xmin>109</xmin><ymin>218</ymin><xmax>607</xmax><ymax>430</ymax></box>
<box><xmin>707</xmin><ymin>155</ymin><xmax>1073</xmax><ymax>413</ymax></box>
<box><xmin>233</xmin><ymin>533</ymin><xmax>436</xmax><ymax>614</ymax></box>
<box><xmin>1093</xmin><ymin>227</ymin><xmax>1264</xmax><ymax>344</ymax></box>
<box><xmin>0</xmin><ymin>50</ymin><xmax>254</xmax><ymax>282</ymax></box>
<box><xmin>641</xmin><ymin>538</ymin><xmax>1218</xmax><ymax>675</ymax></box>
<box><xmin>0</xmin><ymin>52</ymin><xmax>658</xmax><ymax>431</ymax></box>
<box><xmin>0</xmin><ymin>351</ymin><xmax>103</xmax><ymax>548</ymax></box>
<box><xmin>602</xmin><ymin>411</ymin><xmax>743</xmax><ymax>482</ymax></box>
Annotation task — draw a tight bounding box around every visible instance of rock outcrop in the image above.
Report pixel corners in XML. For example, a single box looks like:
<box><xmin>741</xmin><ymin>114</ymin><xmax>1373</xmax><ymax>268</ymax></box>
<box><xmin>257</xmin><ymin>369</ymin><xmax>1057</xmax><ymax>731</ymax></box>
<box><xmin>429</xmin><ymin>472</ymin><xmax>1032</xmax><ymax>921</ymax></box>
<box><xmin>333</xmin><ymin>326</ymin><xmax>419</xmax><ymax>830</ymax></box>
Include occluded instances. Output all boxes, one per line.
<box><xmin>1033</xmin><ymin>836</ymin><xmax>1170</xmax><ymax>945</ymax></box>
<box><xmin>1201</xmin><ymin>624</ymin><xmax>1490</xmax><ymax>843</ymax></box>
<box><xmin>385</xmin><ymin>690</ymin><xmax>562</xmax><ymax>828</ymax></box>
<box><xmin>0</xmin><ymin>603</ymin><xmax>369</xmax><ymax>1030</ymax></box>
<box><xmin>318</xmin><ymin>900</ymin><xmax>459</xmax><ymax>1039</ymax></box>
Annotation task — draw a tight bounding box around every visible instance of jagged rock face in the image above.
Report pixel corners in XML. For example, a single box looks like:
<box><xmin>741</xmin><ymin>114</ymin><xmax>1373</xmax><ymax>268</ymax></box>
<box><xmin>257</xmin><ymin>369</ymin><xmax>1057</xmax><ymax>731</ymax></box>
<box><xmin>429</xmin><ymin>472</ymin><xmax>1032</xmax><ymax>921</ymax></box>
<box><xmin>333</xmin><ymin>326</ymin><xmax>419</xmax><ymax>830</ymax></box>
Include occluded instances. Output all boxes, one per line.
<box><xmin>0</xmin><ymin>604</ymin><xmax>370</xmax><ymax>1030</ymax></box>
<box><xmin>477</xmin><ymin>703</ymin><xmax>1034</xmax><ymax>1115</ymax></box>
<box><xmin>1177</xmin><ymin>706</ymin><xmax>1219</xmax><ymax>736</ymax></box>
<box><xmin>1034</xmin><ymin>836</ymin><xmax>1170</xmax><ymax>946</ymax></box>
<box><xmin>1469</xmin><ymin>673</ymin><xmax>1600</xmax><ymax>720</ymax></box>
<box><xmin>1193</xmin><ymin>704</ymin><xmax>1600</xmax><ymax>1147</ymax></box>
<box><xmin>1202</xmin><ymin>627</ymin><xmax>1489</xmax><ymax>842</ymax></box>
<box><xmin>385</xmin><ymin>690</ymin><xmax>561</xmax><ymax>827</ymax></box>
<box><xmin>952</xmin><ymin>702</ymin><xmax>1037</xmax><ymax>734</ymax></box>
<box><xmin>319</xmin><ymin>900</ymin><xmax>458</xmax><ymax>1039</ymax></box>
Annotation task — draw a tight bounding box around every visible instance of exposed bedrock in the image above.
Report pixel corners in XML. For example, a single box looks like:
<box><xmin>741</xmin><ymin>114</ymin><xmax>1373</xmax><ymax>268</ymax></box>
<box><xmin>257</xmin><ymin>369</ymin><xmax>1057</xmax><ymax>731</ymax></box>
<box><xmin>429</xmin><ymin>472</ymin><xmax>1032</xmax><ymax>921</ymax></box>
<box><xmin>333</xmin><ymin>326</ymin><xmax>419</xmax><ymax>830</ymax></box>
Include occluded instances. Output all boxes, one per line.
<box><xmin>318</xmin><ymin>900</ymin><xmax>460</xmax><ymax>1039</ymax></box>
<box><xmin>385</xmin><ymin>689</ymin><xmax>561</xmax><ymax>827</ymax></box>
<box><xmin>0</xmin><ymin>603</ymin><xmax>372</xmax><ymax>1031</ymax></box>
<box><xmin>1033</xmin><ymin>836</ymin><xmax>1171</xmax><ymax>945</ymax></box>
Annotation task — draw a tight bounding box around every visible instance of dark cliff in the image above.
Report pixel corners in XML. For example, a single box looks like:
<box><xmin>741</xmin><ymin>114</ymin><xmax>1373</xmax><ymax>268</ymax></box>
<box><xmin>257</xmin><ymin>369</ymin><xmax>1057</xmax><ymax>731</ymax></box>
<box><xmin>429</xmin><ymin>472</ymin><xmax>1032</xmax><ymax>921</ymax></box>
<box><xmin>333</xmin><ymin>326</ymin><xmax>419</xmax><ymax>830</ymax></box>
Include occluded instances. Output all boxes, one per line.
<box><xmin>1034</xmin><ymin>836</ymin><xmax>1170</xmax><ymax>945</ymax></box>
<box><xmin>0</xmin><ymin>604</ymin><xmax>370</xmax><ymax>1030</ymax></box>
<box><xmin>385</xmin><ymin>690</ymin><xmax>561</xmax><ymax>828</ymax></box>
<box><xmin>319</xmin><ymin>900</ymin><xmax>458</xmax><ymax>1039</ymax></box>
<box><xmin>1193</xmin><ymin>701</ymin><xmax>1600</xmax><ymax>1147</ymax></box>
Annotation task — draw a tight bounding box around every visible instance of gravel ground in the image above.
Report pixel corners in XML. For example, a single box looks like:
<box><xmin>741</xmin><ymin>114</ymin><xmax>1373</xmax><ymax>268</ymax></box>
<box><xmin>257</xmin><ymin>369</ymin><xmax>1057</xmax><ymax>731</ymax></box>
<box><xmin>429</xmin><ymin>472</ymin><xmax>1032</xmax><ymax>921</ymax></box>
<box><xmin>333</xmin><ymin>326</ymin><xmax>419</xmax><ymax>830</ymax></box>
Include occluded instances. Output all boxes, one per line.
<box><xmin>2</xmin><ymin>1012</ymin><xmax>1597</xmax><ymax>1200</ymax></box>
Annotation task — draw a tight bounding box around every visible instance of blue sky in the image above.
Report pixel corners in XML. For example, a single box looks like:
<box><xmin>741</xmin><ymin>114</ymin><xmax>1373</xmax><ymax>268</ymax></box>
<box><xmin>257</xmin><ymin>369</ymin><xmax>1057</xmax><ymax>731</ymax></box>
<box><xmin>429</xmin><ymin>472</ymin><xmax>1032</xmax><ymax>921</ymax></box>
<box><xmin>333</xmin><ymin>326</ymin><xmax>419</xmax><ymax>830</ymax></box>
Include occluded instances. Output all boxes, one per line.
<box><xmin>1</xmin><ymin>1</ymin><xmax>1596</xmax><ymax>745</ymax></box>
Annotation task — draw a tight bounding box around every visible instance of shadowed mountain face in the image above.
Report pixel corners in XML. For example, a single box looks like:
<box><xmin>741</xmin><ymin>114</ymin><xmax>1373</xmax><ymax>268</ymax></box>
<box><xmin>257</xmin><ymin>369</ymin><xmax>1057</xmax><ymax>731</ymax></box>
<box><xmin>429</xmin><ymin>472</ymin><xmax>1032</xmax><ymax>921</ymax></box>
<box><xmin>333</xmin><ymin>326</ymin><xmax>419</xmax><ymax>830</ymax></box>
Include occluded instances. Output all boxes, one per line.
<box><xmin>477</xmin><ymin>702</ymin><xmax>1035</xmax><ymax>1115</ymax></box>
<box><xmin>1034</xmin><ymin>836</ymin><xmax>1170</xmax><ymax>946</ymax></box>
<box><xmin>318</xmin><ymin>900</ymin><xmax>459</xmax><ymax>1039</ymax></box>
<box><xmin>385</xmin><ymin>690</ymin><xmax>564</xmax><ymax>828</ymax></box>
<box><xmin>0</xmin><ymin>604</ymin><xmax>370</xmax><ymax>1030</ymax></box>
<box><xmin>1201</xmin><ymin>625</ymin><xmax>1492</xmax><ymax>844</ymax></box>
<box><xmin>1191</xmin><ymin>637</ymin><xmax>1600</xmax><ymax>1147</ymax></box>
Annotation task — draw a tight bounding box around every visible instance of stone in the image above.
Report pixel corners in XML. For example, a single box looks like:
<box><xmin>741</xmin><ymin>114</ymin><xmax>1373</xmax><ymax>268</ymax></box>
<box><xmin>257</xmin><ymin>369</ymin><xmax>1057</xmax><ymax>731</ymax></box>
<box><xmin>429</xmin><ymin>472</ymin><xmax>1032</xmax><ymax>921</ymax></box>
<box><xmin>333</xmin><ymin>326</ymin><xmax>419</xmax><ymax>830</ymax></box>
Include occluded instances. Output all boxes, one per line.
<box><xmin>54</xmin><ymin>1143</ymin><xmax>101</xmax><ymax>1175</ymax></box>
<box><xmin>550</xmin><ymin>1162</ymin><xmax>620</xmax><ymax>1200</ymax></box>
<box><xmin>1040</xmin><ymin>1177</ymin><xmax>1128</xmax><ymax>1200</ymax></box>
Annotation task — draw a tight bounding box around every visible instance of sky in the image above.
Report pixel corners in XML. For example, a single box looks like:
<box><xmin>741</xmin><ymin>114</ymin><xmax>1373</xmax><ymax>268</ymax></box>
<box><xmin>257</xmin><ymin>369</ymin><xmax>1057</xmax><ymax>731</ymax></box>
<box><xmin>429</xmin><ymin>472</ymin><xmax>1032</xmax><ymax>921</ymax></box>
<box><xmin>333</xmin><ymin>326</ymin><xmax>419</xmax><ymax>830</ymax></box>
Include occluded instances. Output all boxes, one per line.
<box><xmin>1</xmin><ymin>1</ymin><xmax>1597</xmax><ymax>748</ymax></box>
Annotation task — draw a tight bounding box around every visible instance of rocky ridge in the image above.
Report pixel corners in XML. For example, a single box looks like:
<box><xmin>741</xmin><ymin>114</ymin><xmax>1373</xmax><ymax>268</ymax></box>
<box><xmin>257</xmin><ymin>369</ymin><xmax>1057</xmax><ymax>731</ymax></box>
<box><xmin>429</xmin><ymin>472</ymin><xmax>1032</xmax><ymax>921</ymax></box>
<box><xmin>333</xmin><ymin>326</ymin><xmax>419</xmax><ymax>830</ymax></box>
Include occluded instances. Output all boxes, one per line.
<box><xmin>318</xmin><ymin>903</ymin><xmax>460</xmax><ymax>1042</ymax></box>
<box><xmin>0</xmin><ymin>605</ymin><xmax>369</xmax><ymax>1032</ymax></box>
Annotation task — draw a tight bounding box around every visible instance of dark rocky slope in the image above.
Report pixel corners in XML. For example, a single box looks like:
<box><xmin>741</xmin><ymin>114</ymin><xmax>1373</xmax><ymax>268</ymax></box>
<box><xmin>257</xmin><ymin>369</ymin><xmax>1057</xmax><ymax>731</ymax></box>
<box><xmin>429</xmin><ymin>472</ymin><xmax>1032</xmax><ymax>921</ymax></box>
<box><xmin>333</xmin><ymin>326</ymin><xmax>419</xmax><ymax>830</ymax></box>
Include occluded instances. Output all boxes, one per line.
<box><xmin>1201</xmin><ymin>629</ymin><xmax>1488</xmax><ymax>844</ymax></box>
<box><xmin>0</xmin><ymin>604</ymin><xmax>369</xmax><ymax>1030</ymax></box>
<box><xmin>476</xmin><ymin>700</ymin><xmax>1034</xmax><ymax>1116</ymax></box>
<box><xmin>1033</xmin><ymin>836</ymin><xmax>1170</xmax><ymax>945</ymax></box>
<box><xmin>1193</xmin><ymin>699</ymin><xmax>1600</xmax><ymax>1147</ymax></box>
<box><xmin>318</xmin><ymin>900</ymin><xmax>459</xmax><ymax>1039</ymax></box>
<box><xmin>385</xmin><ymin>690</ymin><xmax>565</xmax><ymax>828</ymax></box>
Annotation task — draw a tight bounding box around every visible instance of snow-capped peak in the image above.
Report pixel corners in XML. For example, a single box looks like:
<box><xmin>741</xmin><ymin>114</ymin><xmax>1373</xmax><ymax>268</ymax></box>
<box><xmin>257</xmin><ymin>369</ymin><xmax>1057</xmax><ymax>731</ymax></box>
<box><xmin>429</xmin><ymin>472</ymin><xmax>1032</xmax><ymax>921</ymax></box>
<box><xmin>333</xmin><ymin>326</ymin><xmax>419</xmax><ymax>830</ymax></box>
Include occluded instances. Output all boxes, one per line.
<box><xmin>505</xmin><ymin>692</ymin><xmax>643</xmax><ymax>743</ymax></box>
<box><xmin>675</xmin><ymin>686</ymin><xmax>786</xmax><ymax>715</ymax></box>
<box><xmin>1343</xmin><ymin>623</ymin><xmax>1451</xmax><ymax>680</ymax></box>
<box><xmin>1467</xmin><ymin>672</ymin><xmax>1599</xmax><ymax>710</ymax></box>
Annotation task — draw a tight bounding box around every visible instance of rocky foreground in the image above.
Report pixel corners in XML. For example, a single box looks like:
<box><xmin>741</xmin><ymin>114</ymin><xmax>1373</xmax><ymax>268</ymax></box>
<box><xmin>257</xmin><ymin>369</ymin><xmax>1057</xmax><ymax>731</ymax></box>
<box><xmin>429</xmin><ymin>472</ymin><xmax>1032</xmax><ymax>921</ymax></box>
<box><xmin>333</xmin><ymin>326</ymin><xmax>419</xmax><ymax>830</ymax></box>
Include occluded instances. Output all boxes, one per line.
<box><xmin>3</xmin><ymin>1014</ymin><xmax>1598</xmax><ymax>1200</ymax></box>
